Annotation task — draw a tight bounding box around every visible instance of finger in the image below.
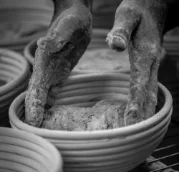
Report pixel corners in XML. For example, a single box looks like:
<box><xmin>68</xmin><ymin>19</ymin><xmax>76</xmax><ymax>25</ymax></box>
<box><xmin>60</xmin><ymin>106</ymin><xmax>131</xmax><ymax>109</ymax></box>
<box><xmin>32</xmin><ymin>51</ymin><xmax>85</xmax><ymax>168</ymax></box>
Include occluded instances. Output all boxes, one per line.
<box><xmin>25</xmin><ymin>47</ymin><xmax>55</xmax><ymax>127</ymax></box>
<box><xmin>47</xmin><ymin>33</ymin><xmax>90</xmax><ymax>106</ymax></box>
<box><xmin>124</xmin><ymin>40</ymin><xmax>159</xmax><ymax>126</ymax></box>
<box><xmin>25</xmin><ymin>87</ymin><xmax>47</xmax><ymax>127</ymax></box>
<box><xmin>124</xmin><ymin>49</ymin><xmax>150</xmax><ymax>125</ymax></box>
<box><xmin>25</xmin><ymin>40</ymin><xmax>76</xmax><ymax>127</ymax></box>
<box><xmin>51</xmin><ymin>31</ymin><xmax>91</xmax><ymax>86</ymax></box>
<box><xmin>143</xmin><ymin>48</ymin><xmax>161</xmax><ymax>119</ymax></box>
<box><xmin>106</xmin><ymin>1</ymin><xmax>141</xmax><ymax>51</ymax></box>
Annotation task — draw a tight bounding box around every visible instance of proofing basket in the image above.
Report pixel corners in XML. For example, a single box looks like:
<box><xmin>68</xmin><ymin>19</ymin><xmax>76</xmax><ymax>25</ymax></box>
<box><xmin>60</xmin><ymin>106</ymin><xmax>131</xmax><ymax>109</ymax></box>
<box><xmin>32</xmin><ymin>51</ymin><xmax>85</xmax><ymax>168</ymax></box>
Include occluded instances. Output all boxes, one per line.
<box><xmin>9</xmin><ymin>73</ymin><xmax>173</xmax><ymax>172</ymax></box>
<box><xmin>0</xmin><ymin>127</ymin><xmax>63</xmax><ymax>172</ymax></box>
<box><xmin>0</xmin><ymin>0</ymin><xmax>54</xmax><ymax>52</ymax></box>
<box><xmin>0</xmin><ymin>48</ymin><xmax>30</xmax><ymax>126</ymax></box>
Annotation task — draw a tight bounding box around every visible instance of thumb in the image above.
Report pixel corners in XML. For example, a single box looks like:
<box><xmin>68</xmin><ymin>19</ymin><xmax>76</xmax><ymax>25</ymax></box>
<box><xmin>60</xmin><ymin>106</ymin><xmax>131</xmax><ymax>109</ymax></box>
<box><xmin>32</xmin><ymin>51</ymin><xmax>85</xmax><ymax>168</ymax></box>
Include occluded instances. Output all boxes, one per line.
<box><xmin>106</xmin><ymin>1</ymin><xmax>141</xmax><ymax>51</ymax></box>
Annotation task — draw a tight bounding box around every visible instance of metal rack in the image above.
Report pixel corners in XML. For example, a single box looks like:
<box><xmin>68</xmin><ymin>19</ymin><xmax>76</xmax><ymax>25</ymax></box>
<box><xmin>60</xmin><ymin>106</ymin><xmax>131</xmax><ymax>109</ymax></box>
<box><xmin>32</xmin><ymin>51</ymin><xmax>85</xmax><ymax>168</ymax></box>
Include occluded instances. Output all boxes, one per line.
<box><xmin>132</xmin><ymin>122</ymin><xmax>179</xmax><ymax>172</ymax></box>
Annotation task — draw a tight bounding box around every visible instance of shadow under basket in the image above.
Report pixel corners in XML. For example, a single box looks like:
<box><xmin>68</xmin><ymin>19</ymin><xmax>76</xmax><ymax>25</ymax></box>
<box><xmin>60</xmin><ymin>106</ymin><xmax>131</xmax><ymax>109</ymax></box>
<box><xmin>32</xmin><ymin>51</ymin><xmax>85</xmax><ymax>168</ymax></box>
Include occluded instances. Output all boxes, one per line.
<box><xmin>9</xmin><ymin>73</ymin><xmax>173</xmax><ymax>172</ymax></box>
<box><xmin>0</xmin><ymin>48</ymin><xmax>30</xmax><ymax>127</ymax></box>
<box><xmin>0</xmin><ymin>127</ymin><xmax>63</xmax><ymax>172</ymax></box>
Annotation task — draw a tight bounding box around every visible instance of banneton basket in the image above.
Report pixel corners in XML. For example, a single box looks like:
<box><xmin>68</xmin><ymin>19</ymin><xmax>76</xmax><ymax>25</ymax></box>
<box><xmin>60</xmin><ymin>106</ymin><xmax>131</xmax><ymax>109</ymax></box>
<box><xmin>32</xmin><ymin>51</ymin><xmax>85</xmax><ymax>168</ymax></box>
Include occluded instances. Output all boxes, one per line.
<box><xmin>0</xmin><ymin>48</ymin><xmax>30</xmax><ymax>126</ymax></box>
<box><xmin>9</xmin><ymin>73</ymin><xmax>173</xmax><ymax>172</ymax></box>
<box><xmin>0</xmin><ymin>127</ymin><xmax>63</xmax><ymax>172</ymax></box>
<box><xmin>0</xmin><ymin>0</ymin><xmax>53</xmax><ymax>52</ymax></box>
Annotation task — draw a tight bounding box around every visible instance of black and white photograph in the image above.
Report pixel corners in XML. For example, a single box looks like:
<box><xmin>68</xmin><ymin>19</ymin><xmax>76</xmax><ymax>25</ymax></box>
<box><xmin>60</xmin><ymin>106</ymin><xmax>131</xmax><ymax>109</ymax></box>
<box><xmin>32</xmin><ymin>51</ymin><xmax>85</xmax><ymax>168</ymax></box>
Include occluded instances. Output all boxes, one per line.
<box><xmin>0</xmin><ymin>0</ymin><xmax>179</xmax><ymax>171</ymax></box>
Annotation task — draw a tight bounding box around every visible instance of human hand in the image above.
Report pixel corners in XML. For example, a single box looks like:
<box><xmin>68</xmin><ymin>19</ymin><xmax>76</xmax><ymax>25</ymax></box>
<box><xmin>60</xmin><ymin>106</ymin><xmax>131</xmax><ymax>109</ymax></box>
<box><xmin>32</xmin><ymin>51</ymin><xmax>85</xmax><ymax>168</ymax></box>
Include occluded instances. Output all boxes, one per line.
<box><xmin>25</xmin><ymin>0</ymin><xmax>92</xmax><ymax>127</ymax></box>
<box><xmin>106</xmin><ymin>0</ymin><xmax>168</xmax><ymax>125</ymax></box>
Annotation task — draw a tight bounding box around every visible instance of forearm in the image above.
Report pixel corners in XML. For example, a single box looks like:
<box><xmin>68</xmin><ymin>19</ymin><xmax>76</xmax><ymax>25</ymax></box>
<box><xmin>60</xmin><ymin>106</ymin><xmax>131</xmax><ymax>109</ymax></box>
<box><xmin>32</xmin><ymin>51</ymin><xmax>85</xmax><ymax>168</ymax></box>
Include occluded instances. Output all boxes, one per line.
<box><xmin>52</xmin><ymin>0</ymin><xmax>92</xmax><ymax>20</ymax></box>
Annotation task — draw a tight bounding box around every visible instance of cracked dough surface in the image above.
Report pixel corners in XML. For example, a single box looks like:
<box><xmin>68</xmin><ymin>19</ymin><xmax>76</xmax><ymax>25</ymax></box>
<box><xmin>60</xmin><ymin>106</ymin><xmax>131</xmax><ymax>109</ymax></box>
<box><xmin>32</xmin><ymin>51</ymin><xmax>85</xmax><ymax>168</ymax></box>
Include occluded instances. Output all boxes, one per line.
<box><xmin>42</xmin><ymin>99</ymin><xmax>131</xmax><ymax>131</ymax></box>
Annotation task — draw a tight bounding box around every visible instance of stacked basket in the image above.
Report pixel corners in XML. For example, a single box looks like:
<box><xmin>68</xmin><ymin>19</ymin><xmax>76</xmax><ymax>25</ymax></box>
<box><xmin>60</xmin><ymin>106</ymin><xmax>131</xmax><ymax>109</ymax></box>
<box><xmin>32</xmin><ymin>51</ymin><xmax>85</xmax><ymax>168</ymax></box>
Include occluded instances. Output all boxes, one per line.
<box><xmin>0</xmin><ymin>49</ymin><xmax>30</xmax><ymax>126</ymax></box>
<box><xmin>0</xmin><ymin>0</ymin><xmax>53</xmax><ymax>52</ymax></box>
<box><xmin>9</xmin><ymin>73</ymin><xmax>173</xmax><ymax>172</ymax></box>
<box><xmin>0</xmin><ymin>127</ymin><xmax>63</xmax><ymax>172</ymax></box>
<box><xmin>163</xmin><ymin>27</ymin><xmax>179</xmax><ymax>56</ymax></box>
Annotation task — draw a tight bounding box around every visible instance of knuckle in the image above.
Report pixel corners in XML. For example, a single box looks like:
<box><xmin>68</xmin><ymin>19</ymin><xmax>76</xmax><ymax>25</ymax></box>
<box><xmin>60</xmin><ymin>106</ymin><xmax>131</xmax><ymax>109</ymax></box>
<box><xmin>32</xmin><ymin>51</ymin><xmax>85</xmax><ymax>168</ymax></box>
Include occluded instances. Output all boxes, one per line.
<box><xmin>148</xmin><ymin>43</ymin><xmax>161</xmax><ymax>60</ymax></box>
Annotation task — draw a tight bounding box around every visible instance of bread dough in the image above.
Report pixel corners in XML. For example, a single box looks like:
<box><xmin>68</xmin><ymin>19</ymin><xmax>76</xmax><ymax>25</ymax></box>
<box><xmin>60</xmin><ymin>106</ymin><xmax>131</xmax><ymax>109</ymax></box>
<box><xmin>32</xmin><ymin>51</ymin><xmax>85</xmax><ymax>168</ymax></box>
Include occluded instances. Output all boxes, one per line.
<box><xmin>74</xmin><ymin>48</ymin><xmax>130</xmax><ymax>73</ymax></box>
<box><xmin>87</xmin><ymin>99</ymin><xmax>126</xmax><ymax>130</ymax></box>
<box><xmin>42</xmin><ymin>99</ymin><xmax>127</xmax><ymax>131</ymax></box>
<box><xmin>42</xmin><ymin>106</ymin><xmax>90</xmax><ymax>131</ymax></box>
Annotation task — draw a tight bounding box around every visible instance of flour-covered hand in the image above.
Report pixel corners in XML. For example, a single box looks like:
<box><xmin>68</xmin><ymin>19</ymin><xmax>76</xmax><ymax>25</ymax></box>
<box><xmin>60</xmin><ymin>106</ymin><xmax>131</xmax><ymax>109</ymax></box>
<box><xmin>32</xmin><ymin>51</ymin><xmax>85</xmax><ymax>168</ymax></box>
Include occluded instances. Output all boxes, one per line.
<box><xmin>106</xmin><ymin>0</ymin><xmax>178</xmax><ymax>125</ymax></box>
<box><xmin>25</xmin><ymin>0</ymin><xmax>92</xmax><ymax>127</ymax></box>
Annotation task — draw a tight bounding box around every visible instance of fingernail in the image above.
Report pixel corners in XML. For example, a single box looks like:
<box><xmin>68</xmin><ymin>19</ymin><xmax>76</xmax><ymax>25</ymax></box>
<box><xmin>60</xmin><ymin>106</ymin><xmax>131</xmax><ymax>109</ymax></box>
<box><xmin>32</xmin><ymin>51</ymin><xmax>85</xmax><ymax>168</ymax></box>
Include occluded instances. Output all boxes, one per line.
<box><xmin>113</xmin><ymin>35</ymin><xmax>127</xmax><ymax>50</ymax></box>
<box><xmin>106</xmin><ymin>33</ymin><xmax>127</xmax><ymax>51</ymax></box>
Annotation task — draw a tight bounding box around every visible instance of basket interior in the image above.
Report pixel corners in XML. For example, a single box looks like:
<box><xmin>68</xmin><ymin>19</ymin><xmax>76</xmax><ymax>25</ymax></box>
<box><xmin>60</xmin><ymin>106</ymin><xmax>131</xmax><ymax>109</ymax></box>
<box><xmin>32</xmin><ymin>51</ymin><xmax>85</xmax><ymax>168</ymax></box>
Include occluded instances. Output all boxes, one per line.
<box><xmin>0</xmin><ymin>79</ymin><xmax>6</xmax><ymax>86</ymax></box>
<box><xmin>17</xmin><ymin>85</ymin><xmax>165</xmax><ymax>126</ymax></box>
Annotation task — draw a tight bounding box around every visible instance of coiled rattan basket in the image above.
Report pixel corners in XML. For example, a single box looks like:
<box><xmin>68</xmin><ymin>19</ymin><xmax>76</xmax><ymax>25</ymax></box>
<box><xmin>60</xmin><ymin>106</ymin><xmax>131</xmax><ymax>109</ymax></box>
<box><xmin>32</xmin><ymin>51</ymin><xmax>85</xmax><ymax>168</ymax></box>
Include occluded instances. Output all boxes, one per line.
<box><xmin>9</xmin><ymin>73</ymin><xmax>173</xmax><ymax>172</ymax></box>
<box><xmin>0</xmin><ymin>127</ymin><xmax>63</xmax><ymax>172</ymax></box>
<box><xmin>0</xmin><ymin>0</ymin><xmax>53</xmax><ymax>52</ymax></box>
<box><xmin>0</xmin><ymin>48</ymin><xmax>30</xmax><ymax>126</ymax></box>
